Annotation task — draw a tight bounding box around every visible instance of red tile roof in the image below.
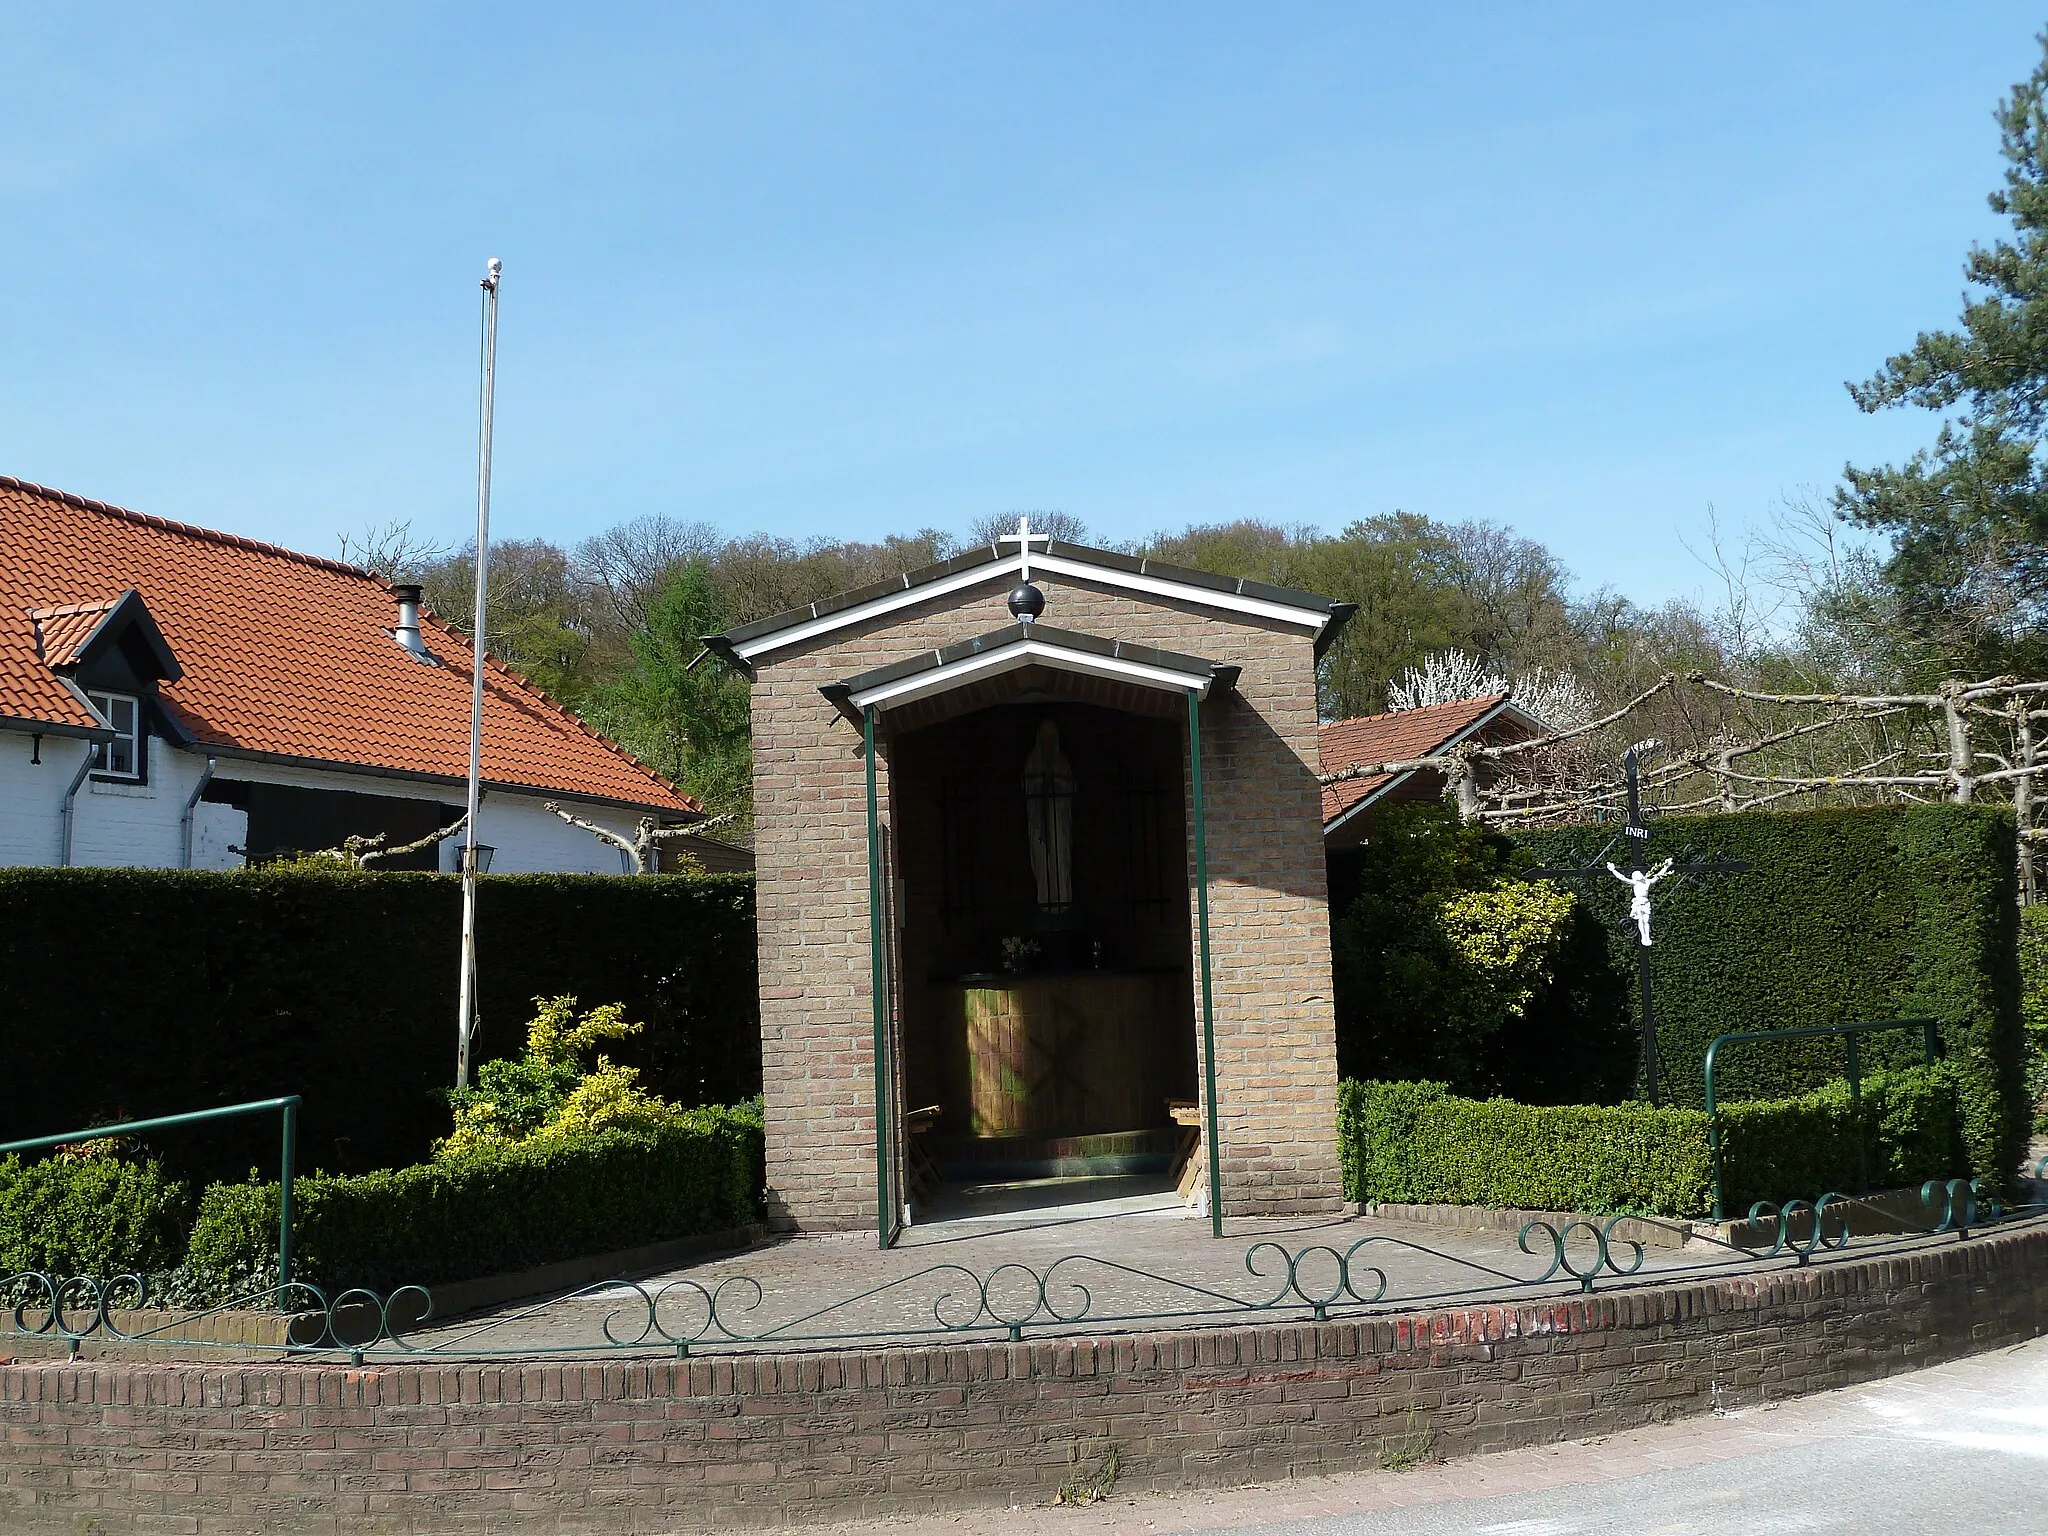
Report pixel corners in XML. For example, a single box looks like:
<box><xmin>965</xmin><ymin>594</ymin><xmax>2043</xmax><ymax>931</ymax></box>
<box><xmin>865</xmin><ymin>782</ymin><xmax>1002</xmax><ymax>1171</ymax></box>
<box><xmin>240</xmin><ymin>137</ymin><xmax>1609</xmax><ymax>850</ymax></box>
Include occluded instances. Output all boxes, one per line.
<box><xmin>4</xmin><ymin>602</ymin><xmax>107</xmax><ymax>736</ymax></box>
<box><xmin>31</xmin><ymin>598</ymin><xmax>124</xmax><ymax>669</ymax></box>
<box><xmin>1317</xmin><ymin>694</ymin><xmax>1511</xmax><ymax>823</ymax></box>
<box><xmin>0</xmin><ymin>476</ymin><xmax>697</xmax><ymax>814</ymax></box>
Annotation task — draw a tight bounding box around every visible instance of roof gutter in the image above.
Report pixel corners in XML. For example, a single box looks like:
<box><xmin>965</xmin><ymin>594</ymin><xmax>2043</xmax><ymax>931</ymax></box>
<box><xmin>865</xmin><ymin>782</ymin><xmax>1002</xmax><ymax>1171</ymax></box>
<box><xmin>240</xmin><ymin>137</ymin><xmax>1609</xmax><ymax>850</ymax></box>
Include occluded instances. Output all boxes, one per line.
<box><xmin>180</xmin><ymin>756</ymin><xmax>216</xmax><ymax>869</ymax></box>
<box><xmin>699</xmin><ymin>634</ymin><xmax>754</xmax><ymax>682</ymax></box>
<box><xmin>1315</xmin><ymin>602</ymin><xmax>1359</xmax><ymax>660</ymax></box>
<box><xmin>184</xmin><ymin>741</ymin><xmax>706</xmax><ymax>821</ymax></box>
<box><xmin>0</xmin><ymin>713</ymin><xmax>111</xmax><ymax>744</ymax></box>
<box><xmin>57</xmin><ymin>742</ymin><xmax>93</xmax><ymax>867</ymax></box>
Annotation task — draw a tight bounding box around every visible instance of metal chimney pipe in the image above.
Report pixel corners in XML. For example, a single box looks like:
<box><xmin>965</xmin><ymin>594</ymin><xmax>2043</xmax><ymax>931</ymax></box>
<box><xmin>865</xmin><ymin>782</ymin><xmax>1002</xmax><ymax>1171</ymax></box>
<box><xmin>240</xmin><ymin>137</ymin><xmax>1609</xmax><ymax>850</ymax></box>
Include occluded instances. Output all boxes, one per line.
<box><xmin>391</xmin><ymin>584</ymin><xmax>428</xmax><ymax>658</ymax></box>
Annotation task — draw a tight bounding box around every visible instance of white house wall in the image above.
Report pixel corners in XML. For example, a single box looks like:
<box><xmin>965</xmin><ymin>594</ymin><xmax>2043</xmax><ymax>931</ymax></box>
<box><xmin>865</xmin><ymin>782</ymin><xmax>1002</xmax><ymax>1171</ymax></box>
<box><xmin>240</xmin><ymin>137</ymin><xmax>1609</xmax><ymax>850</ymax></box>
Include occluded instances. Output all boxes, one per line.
<box><xmin>192</xmin><ymin>800</ymin><xmax>248</xmax><ymax>869</ymax></box>
<box><xmin>0</xmin><ymin>732</ymin><xmax>59</xmax><ymax>864</ymax></box>
<box><xmin>0</xmin><ymin>730</ymin><xmax>646</xmax><ymax>874</ymax></box>
<box><xmin>0</xmin><ymin>732</ymin><xmax>198</xmax><ymax>869</ymax></box>
<box><xmin>215</xmin><ymin>756</ymin><xmax>640</xmax><ymax>875</ymax></box>
<box><xmin>470</xmin><ymin>795</ymin><xmax>638</xmax><ymax>875</ymax></box>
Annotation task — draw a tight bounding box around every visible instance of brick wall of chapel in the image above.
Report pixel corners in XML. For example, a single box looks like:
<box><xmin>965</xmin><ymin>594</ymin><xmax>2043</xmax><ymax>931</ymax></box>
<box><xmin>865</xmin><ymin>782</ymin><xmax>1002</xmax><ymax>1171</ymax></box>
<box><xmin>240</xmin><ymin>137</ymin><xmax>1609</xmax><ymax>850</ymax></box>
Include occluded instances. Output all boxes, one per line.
<box><xmin>749</xmin><ymin>572</ymin><xmax>1342</xmax><ymax>1232</ymax></box>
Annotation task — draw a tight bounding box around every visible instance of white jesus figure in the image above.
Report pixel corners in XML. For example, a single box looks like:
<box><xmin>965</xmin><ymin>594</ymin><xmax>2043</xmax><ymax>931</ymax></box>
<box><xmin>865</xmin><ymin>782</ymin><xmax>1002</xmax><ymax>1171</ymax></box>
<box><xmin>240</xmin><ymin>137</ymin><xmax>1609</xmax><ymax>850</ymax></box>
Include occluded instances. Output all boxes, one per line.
<box><xmin>1605</xmin><ymin>857</ymin><xmax>1675</xmax><ymax>947</ymax></box>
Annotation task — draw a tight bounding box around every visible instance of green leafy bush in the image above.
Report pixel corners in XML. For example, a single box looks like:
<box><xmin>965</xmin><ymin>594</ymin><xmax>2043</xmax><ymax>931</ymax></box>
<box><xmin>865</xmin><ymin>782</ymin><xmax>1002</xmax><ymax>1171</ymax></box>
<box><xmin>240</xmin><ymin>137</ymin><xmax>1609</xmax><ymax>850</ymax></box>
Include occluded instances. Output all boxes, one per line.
<box><xmin>0</xmin><ymin>868</ymin><xmax>759</xmax><ymax>1182</ymax></box>
<box><xmin>2021</xmin><ymin>903</ymin><xmax>2048</xmax><ymax>1131</ymax></box>
<box><xmin>1518</xmin><ymin>804</ymin><xmax>2024</xmax><ymax>1185</ymax></box>
<box><xmin>1331</xmin><ymin>804</ymin><xmax>1634</xmax><ymax>1100</ymax></box>
<box><xmin>0</xmin><ymin>1152</ymin><xmax>192</xmax><ymax>1276</ymax></box>
<box><xmin>1437</xmin><ymin>881</ymin><xmax>1578</xmax><ymax>1021</ymax></box>
<box><xmin>187</xmin><ymin>1103</ymin><xmax>763</xmax><ymax>1293</ymax></box>
<box><xmin>442</xmin><ymin>995</ymin><xmax>688</xmax><ymax>1157</ymax></box>
<box><xmin>1337</xmin><ymin>1079</ymin><xmax>1712</xmax><ymax>1215</ymax></box>
<box><xmin>1718</xmin><ymin>1064</ymin><xmax>1969</xmax><ymax>1211</ymax></box>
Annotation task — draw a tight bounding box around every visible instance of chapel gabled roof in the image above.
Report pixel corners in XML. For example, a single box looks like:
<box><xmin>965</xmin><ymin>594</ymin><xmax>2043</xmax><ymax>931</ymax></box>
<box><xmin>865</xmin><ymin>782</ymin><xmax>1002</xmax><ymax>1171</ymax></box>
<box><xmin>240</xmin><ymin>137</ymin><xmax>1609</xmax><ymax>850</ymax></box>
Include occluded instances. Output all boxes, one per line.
<box><xmin>706</xmin><ymin>538</ymin><xmax>1356</xmax><ymax>676</ymax></box>
<box><xmin>0</xmin><ymin>475</ymin><xmax>699</xmax><ymax>815</ymax></box>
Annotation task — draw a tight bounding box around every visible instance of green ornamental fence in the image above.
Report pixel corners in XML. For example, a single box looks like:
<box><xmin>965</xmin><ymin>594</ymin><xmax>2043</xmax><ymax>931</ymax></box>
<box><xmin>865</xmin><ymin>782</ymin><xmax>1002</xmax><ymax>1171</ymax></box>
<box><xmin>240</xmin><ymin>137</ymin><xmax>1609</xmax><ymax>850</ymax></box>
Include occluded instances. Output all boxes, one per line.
<box><xmin>0</xmin><ymin>1097</ymin><xmax>300</xmax><ymax>1295</ymax></box>
<box><xmin>1703</xmin><ymin>1019</ymin><xmax>1939</xmax><ymax>1220</ymax></box>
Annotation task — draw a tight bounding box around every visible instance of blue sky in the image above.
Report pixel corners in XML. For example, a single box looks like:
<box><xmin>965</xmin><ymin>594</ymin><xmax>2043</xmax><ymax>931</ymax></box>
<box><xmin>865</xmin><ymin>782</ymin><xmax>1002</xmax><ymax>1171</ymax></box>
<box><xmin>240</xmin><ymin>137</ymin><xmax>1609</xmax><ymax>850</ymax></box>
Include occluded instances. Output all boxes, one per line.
<box><xmin>2</xmin><ymin>5</ymin><xmax>2042</xmax><ymax>605</ymax></box>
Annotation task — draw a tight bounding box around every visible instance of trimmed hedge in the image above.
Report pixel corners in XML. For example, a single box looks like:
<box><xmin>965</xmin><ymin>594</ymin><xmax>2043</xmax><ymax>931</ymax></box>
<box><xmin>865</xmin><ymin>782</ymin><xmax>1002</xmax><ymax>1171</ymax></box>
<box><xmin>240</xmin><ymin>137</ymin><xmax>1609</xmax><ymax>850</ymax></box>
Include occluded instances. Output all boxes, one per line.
<box><xmin>0</xmin><ymin>1154</ymin><xmax>193</xmax><ymax>1275</ymax></box>
<box><xmin>1718</xmin><ymin>1064</ymin><xmax>1967</xmax><ymax>1211</ymax></box>
<box><xmin>1516</xmin><ymin>804</ymin><xmax>2023</xmax><ymax>1183</ymax></box>
<box><xmin>0</xmin><ymin>869</ymin><xmax>758</xmax><ymax>1182</ymax></box>
<box><xmin>2020</xmin><ymin>903</ymin><xmax>2048</xmax><ymax>1128</ymax></box>
<box><xmin>1336</xmin><ymin>1080</ymin><xmax>1713</xmax><ymax>1215</ymax></box>
<box><xmin>1339</xmin><ymin>1070</ymin><xmax>1974</xmax><ymax>1218</ymax></box>
<box><xmin>186</xmin><ymin>1103</ymin><xmax>764</xmax><ymax>1293</ymax></box>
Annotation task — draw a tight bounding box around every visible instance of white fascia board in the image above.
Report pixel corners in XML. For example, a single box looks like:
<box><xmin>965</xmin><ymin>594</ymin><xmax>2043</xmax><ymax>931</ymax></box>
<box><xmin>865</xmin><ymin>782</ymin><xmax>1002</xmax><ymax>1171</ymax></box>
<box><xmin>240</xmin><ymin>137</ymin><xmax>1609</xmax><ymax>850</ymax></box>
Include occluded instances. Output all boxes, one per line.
<box><xmin>848</xmin><ymin>639</ymin><xmax>1211</xmax><ymax>713</ymax></box>
<box><xmin>735</xmin><ymin>553</ymin><xmax>1330</xmax><ymax>664</ymax></box>
<box><xmin>1032</xmin><ymin>553</ymin><xmax>1329</xmax><ymax>632</ymax></box>
<box><xmin>1324</xmin><ymin>769</ymin><xmax>1416</xmax><ymax>833</ymax></box>
<box><xmin>734</xmin><ymin>559</ymin><xmax>1022</xmax><ymax>663</ymax></box>
<box><xmin>62</xmin><ymin>677</ymin><xmax>115</xmax><ymax>729</ymax></box>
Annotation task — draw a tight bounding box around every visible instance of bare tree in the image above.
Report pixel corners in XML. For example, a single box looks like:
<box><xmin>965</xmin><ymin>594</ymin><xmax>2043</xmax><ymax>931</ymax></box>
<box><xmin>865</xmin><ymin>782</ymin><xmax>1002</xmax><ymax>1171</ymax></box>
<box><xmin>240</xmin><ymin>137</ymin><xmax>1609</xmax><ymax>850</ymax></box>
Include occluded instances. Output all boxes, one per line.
<box><xmin>306</xmin><ymin>815</ymin><xmax>469</xmax><ymax>869</ymax></box>
<box><xmin>542</xmin><ymin>804</ymin><xmax>737</xmax><ymax>874</ymax></box>
<box><xmin>1316</xmin><ymin>670</ymin><xmax>2048</xmax><ymax>903</ymax></box>
<box><xmin>574</xmin><ymin>515</ymin><xmax>726</xmax><ymax>634</ymax></box>
<box><xmin>337</xmin><ymin>520</ymin><xmax>449</xmax><ymax>582</ymax></box>
<box><xmin>965</xmin><ymin>510</ymin><xmax>1089</xmax><ymax>549</ymax></box>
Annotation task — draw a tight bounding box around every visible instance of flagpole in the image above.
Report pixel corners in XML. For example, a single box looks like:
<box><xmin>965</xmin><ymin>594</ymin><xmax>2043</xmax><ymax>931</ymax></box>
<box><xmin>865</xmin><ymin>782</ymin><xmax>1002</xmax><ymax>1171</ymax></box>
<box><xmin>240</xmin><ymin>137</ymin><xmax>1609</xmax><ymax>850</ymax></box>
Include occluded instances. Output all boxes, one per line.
<box><xmin>456</xmin><ymin>257</ymin><xmax>502</xmax><ymax>1089</ymax></box>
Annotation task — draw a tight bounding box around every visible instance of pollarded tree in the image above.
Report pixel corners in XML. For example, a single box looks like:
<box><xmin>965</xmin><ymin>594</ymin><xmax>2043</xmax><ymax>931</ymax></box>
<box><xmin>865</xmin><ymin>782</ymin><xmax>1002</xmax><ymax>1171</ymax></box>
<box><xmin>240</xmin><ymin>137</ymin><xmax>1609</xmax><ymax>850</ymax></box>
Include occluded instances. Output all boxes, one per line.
<box><xmin>1838</xmin><ymin>32</ymin><xmax>2048</xmax><ymax>679</ymax></box>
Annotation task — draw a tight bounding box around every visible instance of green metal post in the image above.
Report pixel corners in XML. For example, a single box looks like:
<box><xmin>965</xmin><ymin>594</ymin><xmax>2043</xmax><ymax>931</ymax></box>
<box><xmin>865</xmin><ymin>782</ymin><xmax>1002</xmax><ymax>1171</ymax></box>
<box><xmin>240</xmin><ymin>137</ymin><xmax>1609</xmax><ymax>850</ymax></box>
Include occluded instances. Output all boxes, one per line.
<box><xmin>1845</xmin><ymin>1035</ymin><xmax>1866</xmax><ymax>1196</ymax></box>
<box><xmin>1703</xmin><ymin>1034</ymin><xmax>1725</xmax><ymax>1222</ymax></box>
<box><xmin>1188</xmin><ymin>688</ymin><xmax>1223</xmax><ymax>1239</ymax></box>
<box><xmin>864</xmin><ymin>705</ymin><xmax>895</xmax><ymax>1249</ymax></box>
<box><xmin>0</xmin><ymin>1097</ymin><xmax>302</xmax><ymax>1158</ymax></box>
<box><xmin>278</xmin><ymin>1098</ymin><xmax>297</xmax><ymax>1294</ymax></box>
<box><xmin>0</xmin><ymin>1095</ymin><xmax>302</xmax><ymax>1304</ymax></box>
<box><xmin>1701</xmin><ymin>1019</ymin><xmax>1936</xmax><ymax>1222</ymax></box>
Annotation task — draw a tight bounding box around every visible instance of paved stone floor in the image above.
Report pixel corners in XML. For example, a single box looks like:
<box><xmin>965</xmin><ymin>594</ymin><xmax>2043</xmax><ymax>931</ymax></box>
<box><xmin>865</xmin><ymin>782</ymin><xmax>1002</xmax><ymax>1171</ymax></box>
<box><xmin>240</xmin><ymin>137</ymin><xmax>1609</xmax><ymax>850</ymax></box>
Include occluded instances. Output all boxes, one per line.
<box><xmin>404</xmin><ymin>1176</ymin><xmax>1965</xmax><ymax>1357</ymax></box>
<box><xmin>793</xmin><ymin>1332</ymin><xmax>2048</xmax><ymax>1536</ymax></box>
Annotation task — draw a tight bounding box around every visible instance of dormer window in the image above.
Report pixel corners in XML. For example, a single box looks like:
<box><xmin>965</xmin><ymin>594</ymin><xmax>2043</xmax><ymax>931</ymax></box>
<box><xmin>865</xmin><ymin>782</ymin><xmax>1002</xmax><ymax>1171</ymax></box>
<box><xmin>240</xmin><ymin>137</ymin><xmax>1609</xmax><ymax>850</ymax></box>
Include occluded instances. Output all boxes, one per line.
<box><xmin>88</xmin><ymin>690</ymin><xmax>144</xmax><ymax>780</ymax></box>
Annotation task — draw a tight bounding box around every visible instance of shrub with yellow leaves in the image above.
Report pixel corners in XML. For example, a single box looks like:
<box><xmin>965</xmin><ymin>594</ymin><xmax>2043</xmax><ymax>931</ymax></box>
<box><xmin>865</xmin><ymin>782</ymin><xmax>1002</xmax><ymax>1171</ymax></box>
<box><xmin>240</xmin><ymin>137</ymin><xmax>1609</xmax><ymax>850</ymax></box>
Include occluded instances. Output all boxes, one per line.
<box><xmin>440</xmin><ymin>995</ymin><xmax>679</xmax><ymax>1161</ymax></box>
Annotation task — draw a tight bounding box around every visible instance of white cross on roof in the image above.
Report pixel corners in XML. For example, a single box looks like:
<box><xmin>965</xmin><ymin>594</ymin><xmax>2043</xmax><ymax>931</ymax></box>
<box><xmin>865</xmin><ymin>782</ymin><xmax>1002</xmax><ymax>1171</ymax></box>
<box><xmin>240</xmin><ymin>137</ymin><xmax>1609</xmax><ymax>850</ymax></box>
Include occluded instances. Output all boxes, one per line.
<box><xmin>996</xmin><ymin>513</ymin><xmax>1054</xmax><ymax>583</ymax></box>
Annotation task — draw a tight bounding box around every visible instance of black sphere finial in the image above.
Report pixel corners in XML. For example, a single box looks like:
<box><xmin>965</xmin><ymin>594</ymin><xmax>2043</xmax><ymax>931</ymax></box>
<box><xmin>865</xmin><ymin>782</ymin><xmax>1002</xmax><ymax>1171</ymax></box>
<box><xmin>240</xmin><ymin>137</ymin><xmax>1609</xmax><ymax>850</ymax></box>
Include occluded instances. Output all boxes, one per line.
<box><xmin>1007</xmin><ymin>581</ymin><xmax>1046</xmax><ymax>623</ymax></box>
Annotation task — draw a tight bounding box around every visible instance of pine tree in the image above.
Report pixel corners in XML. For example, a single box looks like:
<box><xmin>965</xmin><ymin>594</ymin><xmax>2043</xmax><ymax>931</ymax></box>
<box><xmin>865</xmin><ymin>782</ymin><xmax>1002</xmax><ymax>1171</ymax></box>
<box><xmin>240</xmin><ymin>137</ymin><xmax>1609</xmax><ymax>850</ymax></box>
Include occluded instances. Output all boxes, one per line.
<box><xmin>1838</xmin><ymin>32</ymin><xmax>2048</xmax><ymax>677</ymax></box>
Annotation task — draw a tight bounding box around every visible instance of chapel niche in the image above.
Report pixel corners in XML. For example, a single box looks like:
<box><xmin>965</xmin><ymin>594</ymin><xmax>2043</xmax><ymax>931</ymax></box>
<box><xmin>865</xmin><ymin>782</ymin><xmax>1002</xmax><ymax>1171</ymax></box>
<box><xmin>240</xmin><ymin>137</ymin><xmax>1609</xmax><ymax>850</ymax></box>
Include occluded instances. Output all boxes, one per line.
<box><xmin>892</xmin><ymin>701</ymin><xmax>1199</xmax><ymax>1148</ymax></box>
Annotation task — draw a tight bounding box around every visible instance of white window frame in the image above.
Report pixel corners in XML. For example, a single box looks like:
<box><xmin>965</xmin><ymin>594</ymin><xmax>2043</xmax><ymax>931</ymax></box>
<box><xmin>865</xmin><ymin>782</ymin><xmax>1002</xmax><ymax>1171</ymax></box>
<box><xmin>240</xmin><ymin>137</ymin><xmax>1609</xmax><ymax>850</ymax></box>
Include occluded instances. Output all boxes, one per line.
<box><xmin>87</xmin><ymin>690</ymin><xmax>144</xmax><ymax>781</ymax></box>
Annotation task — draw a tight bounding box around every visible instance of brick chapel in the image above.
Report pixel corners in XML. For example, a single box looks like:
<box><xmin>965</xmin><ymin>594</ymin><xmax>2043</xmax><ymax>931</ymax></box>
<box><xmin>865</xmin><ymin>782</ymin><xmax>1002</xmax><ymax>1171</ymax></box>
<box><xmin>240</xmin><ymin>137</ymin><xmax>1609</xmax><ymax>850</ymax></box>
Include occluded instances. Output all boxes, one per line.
<box><xmin>708</xmin><ymin>523</ymin><xmax>1356</xmax><ymax>1242</ymax></box>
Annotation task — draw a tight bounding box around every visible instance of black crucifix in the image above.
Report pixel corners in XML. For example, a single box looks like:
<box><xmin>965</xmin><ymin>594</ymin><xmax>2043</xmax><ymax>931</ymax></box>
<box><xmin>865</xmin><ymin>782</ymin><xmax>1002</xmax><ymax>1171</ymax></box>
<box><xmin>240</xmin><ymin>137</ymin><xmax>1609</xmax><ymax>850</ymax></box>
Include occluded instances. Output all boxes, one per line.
<box><xmin>1531</xmin><ymin>742</ymin><xmax>1749</xmax><ymax>1105</ymax></box>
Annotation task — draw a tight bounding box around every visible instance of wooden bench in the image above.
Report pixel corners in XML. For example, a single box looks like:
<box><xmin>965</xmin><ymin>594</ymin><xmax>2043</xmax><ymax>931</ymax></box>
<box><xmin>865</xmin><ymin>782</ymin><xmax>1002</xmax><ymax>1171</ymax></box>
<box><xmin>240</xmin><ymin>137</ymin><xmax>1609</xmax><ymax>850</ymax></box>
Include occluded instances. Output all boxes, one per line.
<box><xmin>1166</xmin><ymin>1100</ymin><xmax>1204</xmax><ymax>1207</ymax></box>
<box><xmin>904</xmin><ymin>1104</ymin><xmax>945</xmax><ymax>1204</ymax></box>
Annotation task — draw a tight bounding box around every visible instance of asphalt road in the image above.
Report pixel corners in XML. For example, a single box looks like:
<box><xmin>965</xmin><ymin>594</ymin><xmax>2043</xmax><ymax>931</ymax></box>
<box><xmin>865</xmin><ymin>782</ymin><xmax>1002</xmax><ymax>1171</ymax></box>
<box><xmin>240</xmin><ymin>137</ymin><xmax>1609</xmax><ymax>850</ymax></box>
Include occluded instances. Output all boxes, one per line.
<box><xmin>815</xmin><ymin>1333</ymin><xmax>2048</xmax><ymax>1536</ymax></box>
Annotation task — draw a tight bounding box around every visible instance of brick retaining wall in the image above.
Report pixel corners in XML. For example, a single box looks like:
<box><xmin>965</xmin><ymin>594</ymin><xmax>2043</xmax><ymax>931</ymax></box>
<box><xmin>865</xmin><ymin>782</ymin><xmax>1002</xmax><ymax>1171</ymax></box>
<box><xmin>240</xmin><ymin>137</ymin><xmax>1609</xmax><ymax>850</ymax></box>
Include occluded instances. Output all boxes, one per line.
<box><xmin>6</xmin><ymin>1225</ymin><xmax>2048</xmax><ymax>1534</ymax></box>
